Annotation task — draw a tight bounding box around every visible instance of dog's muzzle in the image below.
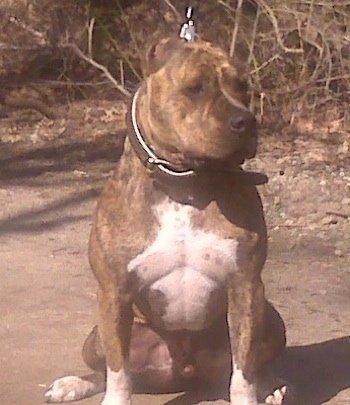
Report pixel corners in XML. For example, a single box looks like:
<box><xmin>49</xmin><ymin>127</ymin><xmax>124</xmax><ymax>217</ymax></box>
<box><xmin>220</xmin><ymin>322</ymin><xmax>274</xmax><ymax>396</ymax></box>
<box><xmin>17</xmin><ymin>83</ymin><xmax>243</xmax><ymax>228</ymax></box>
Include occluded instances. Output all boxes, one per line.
<box><xmin>228</xmin><ymin>107</ymin><xmax>257</xmax><ymax>162</ymax></box>
<box><xmin>229</xmin><ymin>109</ymin><xmax>256</xmax><ymax>137</ymax></box>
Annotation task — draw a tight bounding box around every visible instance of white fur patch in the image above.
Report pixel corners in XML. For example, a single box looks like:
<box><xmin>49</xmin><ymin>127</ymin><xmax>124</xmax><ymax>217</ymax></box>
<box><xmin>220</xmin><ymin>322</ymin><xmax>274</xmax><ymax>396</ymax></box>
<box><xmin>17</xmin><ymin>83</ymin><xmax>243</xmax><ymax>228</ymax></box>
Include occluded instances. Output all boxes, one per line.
<box><xmin>128</xmin><ymin>199</ymin><xmax>239</xmax><ymax>330</ymax></box>
<box><xmin>230</xmin><ymin>366</ymin><xmax>258</xmax><ymax>405</ymax></box>
<box><xmin>102</xmin><ymin>365</ymin><xmax>132</xmax><ymax>405</ymax></box>
<box><xmin>151</xmin><ymin>266</ymin><xmax>219</xmax><ymax>330</ymax></box>
<box><xmin>44</xmin><ymin>375</ymin><xmax>104</xmax><ymax>403</ymax></box>
<box><xmin>265</xmin><ymin>386</ymin><xmax>287</xmax><ymax>405</ymax></box>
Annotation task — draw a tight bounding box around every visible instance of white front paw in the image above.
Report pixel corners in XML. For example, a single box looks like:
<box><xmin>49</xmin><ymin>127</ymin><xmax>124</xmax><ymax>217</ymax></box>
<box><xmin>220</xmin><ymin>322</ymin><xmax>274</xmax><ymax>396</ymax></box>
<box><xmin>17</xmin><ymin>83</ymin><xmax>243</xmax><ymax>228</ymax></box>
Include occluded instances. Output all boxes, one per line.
<box><xmin>230</xmin><ymin>367</ymin><xmax>258</xmax><ymax>405</ymax></box>
<box><xmin>102</xmin><ymin>365</ymin><xmax>132</xmax><ymax>405</ymax></box>
<box><xmin>101</xmin><ymin>392</ymin><xmax>131</xmax><ymax>405</ymax></box>
<box><xmin>265</xmin><ymin>385</ymin><xmax>291</xmax><ymax>405</ymax></box>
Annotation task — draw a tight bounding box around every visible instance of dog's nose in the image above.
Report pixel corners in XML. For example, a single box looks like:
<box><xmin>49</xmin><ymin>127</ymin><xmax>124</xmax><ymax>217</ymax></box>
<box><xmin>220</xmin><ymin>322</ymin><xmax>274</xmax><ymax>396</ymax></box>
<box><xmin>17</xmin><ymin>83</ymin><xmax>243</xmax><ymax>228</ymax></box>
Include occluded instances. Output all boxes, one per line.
<box><xmin>229</xmin><ymin>110</ymin><xmax>256</xmax><ymax>134</ymax></box>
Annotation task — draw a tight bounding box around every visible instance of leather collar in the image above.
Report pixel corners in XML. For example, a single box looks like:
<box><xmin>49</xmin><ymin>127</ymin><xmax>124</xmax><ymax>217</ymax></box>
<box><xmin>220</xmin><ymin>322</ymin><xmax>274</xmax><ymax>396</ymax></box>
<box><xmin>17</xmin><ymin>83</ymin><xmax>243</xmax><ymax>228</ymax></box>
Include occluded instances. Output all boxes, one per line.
<box><xmin>127</xmin><ymin>88</ymin><xmax>196</xmax><ymax>181</ymax></box>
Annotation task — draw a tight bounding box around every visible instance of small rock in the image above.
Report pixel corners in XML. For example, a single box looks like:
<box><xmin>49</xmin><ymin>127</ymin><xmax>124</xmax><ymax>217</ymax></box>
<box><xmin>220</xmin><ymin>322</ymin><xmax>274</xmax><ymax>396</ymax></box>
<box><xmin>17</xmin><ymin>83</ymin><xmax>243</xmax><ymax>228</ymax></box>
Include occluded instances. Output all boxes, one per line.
<box><xmin>334</xmin><ymin>249</ymin><xmax>344</xmax><ymax>257</ymax></box>
<box><xmin>73</xmin><ymin>170</ymin><xmax>88</xmax><ymax>177</ymax></box>
<box><xmin>321</xmin><ymin>216</ymin><xmax>338</xmax><ymax>225</ymax></box>
<box><xmin>29</xmin><ymin>132</ymin><xmax>39</xmax><ymax>143</ymax></box>
<box><xmin>274</xmin><ymin>196</ymin><xmax>281</xmax><ymax>206</ymax></box>
<box><xmin>341</xmin><ymin>197</ymin><xmax>350</xmax><ymax>206</ymax></box>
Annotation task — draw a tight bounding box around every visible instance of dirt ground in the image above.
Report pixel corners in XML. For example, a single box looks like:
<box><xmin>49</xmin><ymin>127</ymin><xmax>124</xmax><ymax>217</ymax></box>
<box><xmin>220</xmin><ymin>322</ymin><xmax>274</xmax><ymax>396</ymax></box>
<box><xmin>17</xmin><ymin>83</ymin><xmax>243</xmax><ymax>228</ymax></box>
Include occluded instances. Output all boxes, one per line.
<box><xmin>0</xmin><ymin>101</ymin><xmax>349</xmax><ymax>405</ymax></box>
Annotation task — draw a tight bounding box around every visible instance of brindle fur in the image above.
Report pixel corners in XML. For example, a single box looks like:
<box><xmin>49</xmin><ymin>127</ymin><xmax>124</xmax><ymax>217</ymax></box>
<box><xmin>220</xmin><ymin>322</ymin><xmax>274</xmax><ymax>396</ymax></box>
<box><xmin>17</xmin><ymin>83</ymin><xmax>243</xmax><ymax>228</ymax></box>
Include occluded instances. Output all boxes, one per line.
<box><xmin>66</xmin><ymin>37</ymin><xmax>289</xmax><ymax>404</ymax></box>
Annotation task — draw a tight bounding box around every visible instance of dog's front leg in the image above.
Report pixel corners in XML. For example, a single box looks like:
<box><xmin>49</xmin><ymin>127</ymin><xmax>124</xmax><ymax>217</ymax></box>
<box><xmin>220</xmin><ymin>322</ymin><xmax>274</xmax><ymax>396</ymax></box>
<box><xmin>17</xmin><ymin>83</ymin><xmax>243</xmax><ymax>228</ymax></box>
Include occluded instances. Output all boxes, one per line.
<box><xmin>97</xmin><ymin>282</ymin><xmax>133</xmax><ymax>405</ymax></box>
<box><xmin>227</xmin><ymin>274</ymin><xmax>265</xmax><ymax>405</ymax></box>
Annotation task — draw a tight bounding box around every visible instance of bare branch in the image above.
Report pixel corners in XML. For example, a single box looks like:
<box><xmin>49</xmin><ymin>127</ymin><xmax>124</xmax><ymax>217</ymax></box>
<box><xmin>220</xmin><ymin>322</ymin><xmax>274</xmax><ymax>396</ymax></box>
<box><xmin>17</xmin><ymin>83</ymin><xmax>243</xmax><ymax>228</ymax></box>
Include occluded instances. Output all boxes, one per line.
<box><xmin>162</xmin><ymin>0</ymin><xmax>181</xmax><ymax>21</ymax></box>
<box><xmin>256</xmin><ymin>0</ymin><xmax>304</xmax><ymax>54</ymax></box>
<box><xmin>67</xmin><ymin>43</ymin><xmax>132</xmax><ymax>98</ymax></box>
<box><xmin>250</xmin><ymin>54</ymin><xmax>281</xmax><ymax>75</ymax></box>
<box><xmin>229</xmin><ymin>0</ymin><xmax>243</xmax><ymax>58</ymax></box>
<box><xmin>87</xmin><ymin>17</ymin><xmax>95</xmax><ymax>59</ymax></box>
<box><xmin>9</xmin><ymin>16</ymin><xmax>48</xmax><ymax>45</ymax></box>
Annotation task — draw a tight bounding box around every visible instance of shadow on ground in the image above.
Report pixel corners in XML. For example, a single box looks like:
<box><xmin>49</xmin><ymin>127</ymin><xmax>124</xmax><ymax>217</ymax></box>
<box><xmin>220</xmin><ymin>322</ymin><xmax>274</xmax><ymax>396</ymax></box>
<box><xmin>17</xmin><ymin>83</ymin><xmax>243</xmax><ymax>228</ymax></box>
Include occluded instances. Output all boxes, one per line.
<box><xmin>0</xmin><ymin>129</ymin><xmax>126</xmax><ymax>186</ymax></box>
<box><xmin>0</xmin><ymin>189</ymin><xmax>98</xmax><ymax>235</ymax></box>
<box><xmin>0</xmin><ymin>130</ymin><xmax>126</xmax><ymax>234</ymax></box>
<box><xmin>274</xmin><ymin>336</ymin><xmax>350</xmax><ymax>405</ymax></box>
<box><xmin>147</xmin><ymin>337</ymin><xmax>350</xmax><ymax>405</ymax></box>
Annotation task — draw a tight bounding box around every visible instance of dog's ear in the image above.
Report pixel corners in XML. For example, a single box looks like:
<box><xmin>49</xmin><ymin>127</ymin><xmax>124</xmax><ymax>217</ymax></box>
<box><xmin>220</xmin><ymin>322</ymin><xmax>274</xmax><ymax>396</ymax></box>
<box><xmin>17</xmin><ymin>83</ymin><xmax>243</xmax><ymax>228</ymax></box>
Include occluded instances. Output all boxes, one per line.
<box><xmin>143</xmin><ymin>37</ymin><xmax>181</xmax><ymax>76</ymax></box>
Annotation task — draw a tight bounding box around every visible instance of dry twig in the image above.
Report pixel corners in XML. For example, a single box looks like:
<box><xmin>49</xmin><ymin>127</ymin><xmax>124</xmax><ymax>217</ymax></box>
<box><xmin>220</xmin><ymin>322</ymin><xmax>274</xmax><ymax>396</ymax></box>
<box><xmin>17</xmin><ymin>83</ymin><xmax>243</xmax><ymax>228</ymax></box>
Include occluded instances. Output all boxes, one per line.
<box><xmin>256</xmin><ymin>0</ymin><xmax>304</xmax><ymax>54</ymax></box>
<box><xmin>162</xmin><ymin>0</ymin><xmax>181</xmax><ymax>21</ymax></box>
<box><xmin>229</xmin><ymin>0</ymin><xmax>243</xmax><ymax>58</ymax></box>
<box><xmin>67</xmin><ymin>43</ymin><xmax>132</xmax><ymax>98</ymax></box>
<box><xmin>87</xmin><ymin>17</ymin><xmax>95</xmax><ymax>59</ymax></box>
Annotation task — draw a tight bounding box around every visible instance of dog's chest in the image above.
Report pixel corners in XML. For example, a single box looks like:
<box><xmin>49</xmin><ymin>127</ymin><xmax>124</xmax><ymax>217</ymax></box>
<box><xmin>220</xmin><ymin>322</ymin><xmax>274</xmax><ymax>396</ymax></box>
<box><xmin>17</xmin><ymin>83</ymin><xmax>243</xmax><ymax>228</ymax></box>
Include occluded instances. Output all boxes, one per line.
<box><xmin>127</xmin><ymin>198</ymin><xmax>239</xmax><ymax>331</ymax></box>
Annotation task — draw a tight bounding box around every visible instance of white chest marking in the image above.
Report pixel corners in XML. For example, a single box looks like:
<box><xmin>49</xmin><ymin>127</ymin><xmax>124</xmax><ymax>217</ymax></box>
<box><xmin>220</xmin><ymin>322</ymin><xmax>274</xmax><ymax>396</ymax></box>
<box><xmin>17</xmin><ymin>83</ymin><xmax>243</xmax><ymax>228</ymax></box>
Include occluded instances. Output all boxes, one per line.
<box><xmin>128</xmin><ymin>199</ymin><xmax>239</xmax><ymax>330</ymax></box>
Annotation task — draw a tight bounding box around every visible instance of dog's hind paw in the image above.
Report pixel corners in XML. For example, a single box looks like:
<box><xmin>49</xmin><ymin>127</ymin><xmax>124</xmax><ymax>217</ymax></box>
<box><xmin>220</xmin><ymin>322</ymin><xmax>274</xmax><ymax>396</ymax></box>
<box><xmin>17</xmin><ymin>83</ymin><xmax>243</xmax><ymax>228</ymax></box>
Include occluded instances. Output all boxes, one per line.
<box><xmin>265</xmin><ymin>385</ymin><xmax>291</xmax><ymax>405</ymax></box>
<box><xmin>44</xmin><ymin>375</ymin><xmax>103</xmax><ymax>403</ymax></box>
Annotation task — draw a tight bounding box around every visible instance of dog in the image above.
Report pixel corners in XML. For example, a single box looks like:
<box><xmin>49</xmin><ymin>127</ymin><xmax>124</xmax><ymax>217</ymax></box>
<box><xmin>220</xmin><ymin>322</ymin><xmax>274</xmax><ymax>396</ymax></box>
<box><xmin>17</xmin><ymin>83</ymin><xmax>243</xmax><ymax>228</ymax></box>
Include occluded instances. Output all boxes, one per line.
<box><xmin>45</xmin><ymin>37</ymin><xmax>291</xmax><ymax>405</ymax></box>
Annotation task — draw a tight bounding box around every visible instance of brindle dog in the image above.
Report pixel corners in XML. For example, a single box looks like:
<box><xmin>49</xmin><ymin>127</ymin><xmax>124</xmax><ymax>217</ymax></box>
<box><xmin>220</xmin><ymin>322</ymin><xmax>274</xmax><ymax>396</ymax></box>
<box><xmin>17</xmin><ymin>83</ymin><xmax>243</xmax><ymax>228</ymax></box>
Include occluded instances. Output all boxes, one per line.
<box><xmin>45</xmin><ymin>37</ymin><xmax>292</xmax><ymax>405</ymax></box>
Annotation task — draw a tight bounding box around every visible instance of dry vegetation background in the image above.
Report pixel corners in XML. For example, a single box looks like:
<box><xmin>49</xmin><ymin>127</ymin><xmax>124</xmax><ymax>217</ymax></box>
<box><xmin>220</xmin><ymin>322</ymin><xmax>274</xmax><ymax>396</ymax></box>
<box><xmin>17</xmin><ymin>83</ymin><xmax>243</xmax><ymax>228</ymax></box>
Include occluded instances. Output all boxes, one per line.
<box><xmin>0</xmin><ymin>0</ymin><xmax>349</xmax><ymax>136</ymax></box>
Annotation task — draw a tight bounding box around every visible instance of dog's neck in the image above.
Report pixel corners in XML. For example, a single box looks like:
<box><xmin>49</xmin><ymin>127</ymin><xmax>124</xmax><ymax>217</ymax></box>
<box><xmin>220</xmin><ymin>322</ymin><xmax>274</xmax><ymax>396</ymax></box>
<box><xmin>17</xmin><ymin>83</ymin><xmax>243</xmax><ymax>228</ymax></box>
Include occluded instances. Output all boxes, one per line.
<box><xmin>116</xmin><ymin>137</ymin><xmax>214</xmax><ymax>208</ymax></box>
<box><xmin>125</xmin><ymin>89</ymin><xmax>220</xmax><ymax>207</ymax></box>
<box><xmin>127</xmin><ymin>88</ymin><xmax>196</xmax><ymax>181</ymax></box>
<box><xmin>126</xmin><ymin>87</ymin><xmax>268</xmax><ymax>205</ymax></box>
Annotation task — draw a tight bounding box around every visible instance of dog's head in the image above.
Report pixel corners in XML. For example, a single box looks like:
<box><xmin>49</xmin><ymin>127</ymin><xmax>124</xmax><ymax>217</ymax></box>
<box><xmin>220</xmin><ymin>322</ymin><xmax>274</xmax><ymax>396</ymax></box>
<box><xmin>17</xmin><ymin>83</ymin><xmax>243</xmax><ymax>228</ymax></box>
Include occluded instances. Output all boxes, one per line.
<box><xmin>136</xmin><ymin>37</ymin><xmax>257</xmax><ymax>171</ymax></box>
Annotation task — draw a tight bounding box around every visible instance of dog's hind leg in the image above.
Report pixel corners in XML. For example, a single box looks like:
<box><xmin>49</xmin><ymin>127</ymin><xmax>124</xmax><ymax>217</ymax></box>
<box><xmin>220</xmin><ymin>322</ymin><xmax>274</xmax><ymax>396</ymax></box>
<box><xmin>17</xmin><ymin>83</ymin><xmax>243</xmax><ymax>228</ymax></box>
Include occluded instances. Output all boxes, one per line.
<box><xmin>82</xmin><ymin>325</ymin><xmax>107</xmax><ymax>372</ymax></box>
<box><xmin>83</xmin><ymin>322</ymin><xmax>188</xmax><ymax>392</ymax></box>
<box><xmin>44</xmin><ymin>373</ymin><xmax>105</xmax><ymax>403</ymax></box>
<box><xmin>44</xmin><ymin>319</ymin><xmax>184</xmax><ymax>403</ymax></box>
<box><xmin>44</xmin><ymin>326</ymin><xmax>106</xmax><ymax>403</ymax></box>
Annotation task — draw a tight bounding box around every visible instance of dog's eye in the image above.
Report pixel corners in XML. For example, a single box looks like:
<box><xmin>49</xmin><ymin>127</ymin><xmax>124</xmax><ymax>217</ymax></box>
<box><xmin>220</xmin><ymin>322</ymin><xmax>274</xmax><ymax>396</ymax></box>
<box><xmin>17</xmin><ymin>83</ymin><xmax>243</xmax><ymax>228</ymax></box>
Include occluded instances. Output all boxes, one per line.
<box><xmin>185</xmin><ymin>83</ymin><xmax>205</xmax><ymax>96</ymax></box>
